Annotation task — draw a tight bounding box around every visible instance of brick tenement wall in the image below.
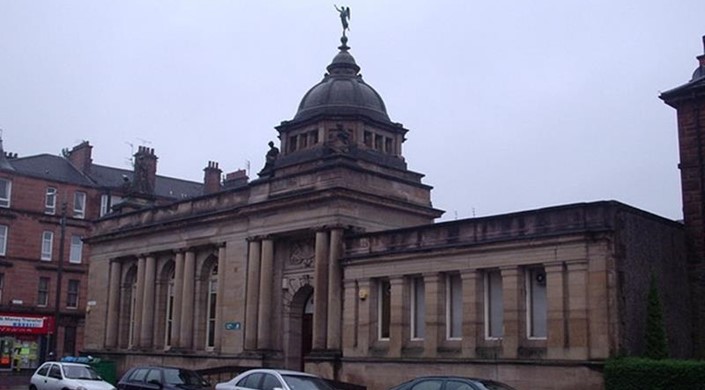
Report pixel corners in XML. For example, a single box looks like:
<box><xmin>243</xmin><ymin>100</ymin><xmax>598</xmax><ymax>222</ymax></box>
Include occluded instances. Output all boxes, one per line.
<box><xmin>616</xmin><ymin>208</ymin><xmax>690</xmax><ymax>358</ymax></box>
<box><xmin>675</xmin><ymin>97</ymin><xmax>705</xmax><ymax>357</ymax></box>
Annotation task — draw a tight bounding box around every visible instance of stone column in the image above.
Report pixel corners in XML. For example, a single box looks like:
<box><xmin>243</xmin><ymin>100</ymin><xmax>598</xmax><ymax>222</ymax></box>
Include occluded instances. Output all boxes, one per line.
<box><xmin>342</xmin><ymin>279</ymin><xmax>358</xmax><ymax>354</ymax></box>
<box><xmin>171</xmin><ymin>250</ymin><xmax>185</xmax><ymax>348</ymax></box>
<box><xmin>312</xmin><ymin>230</ymin><xmax>330</xmax><ymax>350</ymax></box>
<box><xmin>257</xmin><ymin>238</ymin><xmax>274</xmax><ymax>349</ymax></box>
<box><xmin>545</xmin><ymin>262</ymin><xmax>567</xmax><ymax>359</ymax></box>
<box><xmin>423</xmin><ymin>273</ymin><xmax>442</xmax><ymax>357</ymax></box>
<box><xmin>180</xmin><ymin>249</ymin><xmax>196</xmax><ymax>349</ymax></box>
<box><xmin>461</xmin><ymin>270</ymin><xmax>481</xmax><ymax>357</ymax></box>
<box><xmin>214</xmin><ymin>244</ymin><xmax>226</xmax><ymax>351</ymax></box>
<box><xmin>326</xmin><ymin>228</ymin><xmax>343</xmax><ymax>350</ymax></box>
<box><xmin>105</xmin><ymin>260</ymin><xmax>122</xmax><ymax>348</ymax></box>
<box><xmin>244</xmin><ymin>239</ymin><xmax>261</xmax><ymax>350</ymax></box>
<box><xmin>389</xmin><ymin>276</ymin><xmax>404</xmax><ymax>357</ymax></box>
<box><xmin>357</xmin><ymin>279</ymin><xmax>372</xmax><ymax>354</ymax></box>
<box><xmin>588</xmin><ymin>255</ymin><xmax>610</xmax><ymax>359</ymax></box>
<box><xmin>500</xmin><ymin>266</ymin><xmax>521</xmax><ymax>358</ymax></box>
<box><xmin>133</xmin><ymin>256</ymin><xmax>146</xmax><ymax>348</ymax></box>
<box><xmin>566</xmin><ymin>260</ymin><xmax>589</xmax><ymax>359</ymax></box>
<box><xmin>140</xmin><ymin>254</ymin><xmax>157</xmax><ymax>348</ymax></box>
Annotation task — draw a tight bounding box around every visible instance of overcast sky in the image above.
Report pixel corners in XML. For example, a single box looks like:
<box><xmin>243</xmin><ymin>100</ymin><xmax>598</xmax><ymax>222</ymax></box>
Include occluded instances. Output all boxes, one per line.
<box><xmin>1</xmin><ymin>1</ymin><xmax>703</xmax><ymax>221</ymax></box>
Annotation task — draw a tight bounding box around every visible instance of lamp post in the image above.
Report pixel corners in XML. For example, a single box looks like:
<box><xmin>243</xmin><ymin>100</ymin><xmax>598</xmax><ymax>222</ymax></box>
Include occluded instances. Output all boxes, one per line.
<box><xmin>50</xmin><ymin>201</ymin><xmax>67</xmax><ymax>359</ymax></box>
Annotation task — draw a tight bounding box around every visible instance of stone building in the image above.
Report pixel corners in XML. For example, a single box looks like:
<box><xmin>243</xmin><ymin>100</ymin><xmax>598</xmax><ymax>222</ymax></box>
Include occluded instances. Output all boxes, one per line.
<box><xmin>83</xmin><ymin>33</ymin><xmax>694</xmax><ymax>390</ymax></box>
<box><xmin>0</xmin><ymin>140</ymin><xmax>202</xmax><ymax>371</ymax></box>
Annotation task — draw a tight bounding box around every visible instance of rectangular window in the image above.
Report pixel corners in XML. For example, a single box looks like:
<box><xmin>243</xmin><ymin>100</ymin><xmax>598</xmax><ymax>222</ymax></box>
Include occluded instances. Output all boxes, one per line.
<box><xmin>67</xmin><ymin>279</ymin><xmax>79</xmax><ymax>309</ymax></box>
<box><xmin>100</xmin><ymin>194</ymin><xmax>123</xmax><ymax>217</ymax></box>
<box><xmin>363</xmin><ymin>131</ymin><xmax>372</xmax><ymax>147</ymax></box>
<box><xmin>73</xmin><ymin>192</ymin><xmax>86</xmax><ymax>219</ymax></box>
<box><xmin>0</xmin><ymin>179</ymin><xmax>11</xmax><ymax>207</ymax></box>
<box><xmin>299</xmin><ymin>133</ymin><xmax>308</xmax><ymax>149</ymax></box>
<box><xmin>374</xmin><ymin>134</ymin><xmax>383</xmax><ymax>150</ymax></box>
<box><xmin>165</xmin><ymin>278</ymin><xmax>175</xmax><ymax>348</ymax></box>
<box><xmin>45</xmin><ymin>187</ymin><xmax>57</xmax><ymax>214</ymax></box>
<box><xmin>378</xmin><ymin>279</ymin><xmax>391</xmax><ymax>340</ymax></box>
<box><xmin>41</xmin><ymin>231</ymin><xmax>54</xmax><ymax>261</ymax></box>
<box><xmin>288</xmin><ymin>135</ymin><xmax>298</xmax><ymax>153</ymax></box>
<box><xmin>0</xmin><ymin>225</ymin><xmax>7</xmax><ymax>256</ymax></box>
<box><xmin>0</xmin><ymin>273</ymin><xmax>4</xmax><ymax>303</ymax></box>
<box><xmin>37</xmin><ymin>277</ymin><xmax>49</xmax><ymax>306</ymax></box>
<box><xmin>385</xmin><ymin>137</ymin><xmax>393</xmax><ymax>154</ymax></box>
<box><xmin>69</xmin><ymin>235</ymin><xmax>82</xmax><ymax>264</ymax></box>
<box><xmin>411</xmin><ymin>276</ymin><xmax>425</xmax><ymax>340</ymax></box>
<box><xmin>207</xmin><ymin>278</ymin><xmax>217</xmax><ymax>348</ymax></box>
<box><xmin>485</xmin><ymin>270</ymin><xmax>504</xmax><ymax>339</ymax></box>
<box><xmin>309</xmin><ymin>130</ymin><xmax>319</xmax><ymax>145</ymax></box>
<box><xmin>527</xmin><ymin>267</ymin><xmax>548</xmax><ymax>338</ymax></box>
<box><xmin>446</xmin><ymin>273</ymin><xmax>463</xmax><ymax>339</ymax></box>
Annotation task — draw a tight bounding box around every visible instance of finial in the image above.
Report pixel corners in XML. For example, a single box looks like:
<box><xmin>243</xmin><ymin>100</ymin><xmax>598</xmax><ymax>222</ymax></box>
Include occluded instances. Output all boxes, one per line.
<box><xmin>334</xmin><ymin>5</ymin><xmax>351</xmax><ymax>39</ymax></box>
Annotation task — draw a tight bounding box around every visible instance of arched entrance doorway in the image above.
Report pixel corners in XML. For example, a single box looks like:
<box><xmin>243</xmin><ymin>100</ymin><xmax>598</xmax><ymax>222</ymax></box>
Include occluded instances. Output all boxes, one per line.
<box><xmin>285</xmin><ymin>284</ymin><xmax>313</xmax><ymax>371</ymax></box>
<box><xmin>301</xmin><ymin>293</ymin><xmax>314</xmax><ymax>369</ymax></box>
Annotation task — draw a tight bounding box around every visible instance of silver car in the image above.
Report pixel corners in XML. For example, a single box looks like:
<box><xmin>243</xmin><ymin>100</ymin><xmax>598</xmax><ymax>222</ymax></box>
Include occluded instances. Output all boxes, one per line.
<box><xmin>30</xmin><ymin>361</ymin><xmax>116</xmax><ymax>390</ymax></box>
<box><xmin>215</xmin><ymin>369</ymin><xmax>334</xmax><ymax>390</ymax></box>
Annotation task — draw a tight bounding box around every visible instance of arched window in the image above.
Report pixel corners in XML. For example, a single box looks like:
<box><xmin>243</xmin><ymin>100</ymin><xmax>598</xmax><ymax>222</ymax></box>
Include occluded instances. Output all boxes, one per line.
<box><xmin>206</xmin><ymin>263</ymin><xmax>218</xmax><ymax>349</ymax></box>
<box><xmin>165</xmin><ymin>268</ymin><xmax>176</xmax><ymax>348</ymax></box>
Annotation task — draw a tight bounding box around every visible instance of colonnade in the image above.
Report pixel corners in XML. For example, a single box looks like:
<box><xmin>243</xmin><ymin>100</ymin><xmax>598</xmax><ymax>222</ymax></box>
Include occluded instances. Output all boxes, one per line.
<box><xmin>104</xmin><ymin>245</ymin><xmax>226</xmax><ymax>351</ymax></box>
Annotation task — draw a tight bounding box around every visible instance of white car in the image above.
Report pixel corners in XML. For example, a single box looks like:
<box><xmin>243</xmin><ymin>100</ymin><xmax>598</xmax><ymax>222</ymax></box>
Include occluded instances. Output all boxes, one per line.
<box><xmin>215</xmin><ymin>369</ymin><xmax>335</xmax><ymax>390</ymax></box>
<box><xmin>30</xmin><ymin>361</ymin><xmax>116</xmax><ymax>390</ymax></box>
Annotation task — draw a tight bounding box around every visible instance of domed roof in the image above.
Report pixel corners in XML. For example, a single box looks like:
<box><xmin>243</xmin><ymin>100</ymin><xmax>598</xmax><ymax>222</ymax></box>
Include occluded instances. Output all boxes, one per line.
<box><xmin>293</xmin><ymin>39</ymin><xmax>391</xmax><ymax>124</ymax></box>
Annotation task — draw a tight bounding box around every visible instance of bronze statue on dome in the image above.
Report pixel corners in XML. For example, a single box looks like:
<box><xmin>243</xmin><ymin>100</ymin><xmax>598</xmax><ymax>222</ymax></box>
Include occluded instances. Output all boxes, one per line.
<box><xmin>335</xmin><ymin>5</ymin><xmax>350</xmax><ymax>36</ymax></box>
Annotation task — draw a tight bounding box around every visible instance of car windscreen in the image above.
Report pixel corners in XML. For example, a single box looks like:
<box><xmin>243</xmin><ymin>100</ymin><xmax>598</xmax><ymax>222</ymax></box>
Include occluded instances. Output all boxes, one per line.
<box><xmin>63</xmin><ymin>365</ymin><xmax>101</xmax><ymax>380</ymax></box>
<box><xmin>281</xmin><ymin>375</ymin><xmax>334</xmax><ymax>390</ymax></box>
<box><xmin>163</xmin><ymin>368</ymin><xmax>207</xmax><ymax>386</ymax></box>
<box><xmin>476</xmin><ymin>381</ymin><xmax>516</xmax><ymax>390</ymax></box>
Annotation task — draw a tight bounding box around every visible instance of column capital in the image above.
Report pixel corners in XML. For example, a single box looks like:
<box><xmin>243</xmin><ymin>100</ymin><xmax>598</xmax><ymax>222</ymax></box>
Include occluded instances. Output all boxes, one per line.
<box><xmin>544</xmin><ymin>261</ymin><xmax>566</xmax><ymax>273</ymax></box>
<box><xmin>173</xmin><ymin>248</ymin><xmax>186</xmax><ymax>255</ymax></box>
<box><xmin>565</xmin><ymin>259</ymin><xmax>588</xmax><ymax>271</ymax></box>
<box><xmin>422</xmin><ymin>272</ymin><xmax>442</xmax><ymax>282</ymax></box>
<box><xmin>216</xmin><ymin>241</ymin><xmax>227</xmax><ymax>248</ymax></box>
<box><xmin>499</xmin><ymin>265</ymin><xmax>520</xmax><ymax>276</ymax></box>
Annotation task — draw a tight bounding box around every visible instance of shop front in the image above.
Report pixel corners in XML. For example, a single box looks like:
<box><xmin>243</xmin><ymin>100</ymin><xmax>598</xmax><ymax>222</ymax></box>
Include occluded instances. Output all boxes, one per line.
<box><xmin>0</xmin><ymin>313</ymin><xmax>53</xmax><ymax>371</ymax></box>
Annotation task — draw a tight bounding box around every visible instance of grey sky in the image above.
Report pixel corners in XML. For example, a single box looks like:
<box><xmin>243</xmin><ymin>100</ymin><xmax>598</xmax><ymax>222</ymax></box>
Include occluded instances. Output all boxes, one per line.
<box><xmin>1</xmin><ymin>1</ymin><xmax>703</xmax><ymax>221</ymax></box>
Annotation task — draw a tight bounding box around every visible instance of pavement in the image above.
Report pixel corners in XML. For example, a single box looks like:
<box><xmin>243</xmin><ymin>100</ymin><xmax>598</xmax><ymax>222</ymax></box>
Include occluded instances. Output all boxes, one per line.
<box><xmin>0</xmin><ymin>371</ymin><xmax>31</xmax><ymax>390</ymax></box>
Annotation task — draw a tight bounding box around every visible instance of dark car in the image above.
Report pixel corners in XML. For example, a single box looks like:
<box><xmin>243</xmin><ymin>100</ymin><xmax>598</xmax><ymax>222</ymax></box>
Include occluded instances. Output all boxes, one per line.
<box><xmin>117</xmin><ymin>366</ymin><xmax>211</xmax><ymax>390</ymax></box>
<box><xmin>389</xmin><ymin>376</ymin><xmax>516</xmax><ymax>390</ymax></box>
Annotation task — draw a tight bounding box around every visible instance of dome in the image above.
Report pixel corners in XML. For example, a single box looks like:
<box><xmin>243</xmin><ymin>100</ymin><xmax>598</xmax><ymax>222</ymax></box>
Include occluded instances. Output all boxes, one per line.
<box><xmin>293</xmin><ymin>41</ymin><xmax>391</xmax><ymax>124</ymax></box>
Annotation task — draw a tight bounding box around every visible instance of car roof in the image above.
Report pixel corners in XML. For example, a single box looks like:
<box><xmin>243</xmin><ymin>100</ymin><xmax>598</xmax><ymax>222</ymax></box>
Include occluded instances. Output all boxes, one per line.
<box><xmin>55</xmin><ymin>362</ymin><xmax>91</xmax><ymax>367</ymax></box>
<box><xmin>240</xmin><ymin>369</ymin><xmax>319</xmax><ymax>377</ymax></box>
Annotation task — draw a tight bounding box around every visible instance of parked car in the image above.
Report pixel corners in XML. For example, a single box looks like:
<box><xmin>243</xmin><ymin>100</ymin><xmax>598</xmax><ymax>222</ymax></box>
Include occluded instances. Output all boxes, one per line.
<box><xmin>30</xmin><ymin>361</ymin><xmax>116</xmax><ymax>390</ymax></box>
<box><xmin>215</xmin><ymin>369</ymin><xmax>334</xmax><ymax>390</ymax></box>
<box><xmin>388</xmin><ymin>376</ymin><xmax>516</xmax><ymax>390</ymax></box>
<box><xmin>116</xmin><ymin>366</ymin><xmax>211</xmax><ymax>390</ymax></box>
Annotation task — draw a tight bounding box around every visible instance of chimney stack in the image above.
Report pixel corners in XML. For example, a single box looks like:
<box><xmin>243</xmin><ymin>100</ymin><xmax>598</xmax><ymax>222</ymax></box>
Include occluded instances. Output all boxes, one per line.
<box><xmin>67</xmin><ymin>141</ymin><xmax>93</xmax><ymax>173</ymax></box>
<box><xmin>223</xmin><ymin>169</ymin><xmax>249</xmax><ymax>189</ymax></box>
<box><xmin>133</xmin><ymin>146</ymin><xmax>158</xmax><ymax>195</ymax></box>
<box><xmin>203</xmin><ymin>161</ymin><xmax>223</xmax><ymax>195</ymax></box>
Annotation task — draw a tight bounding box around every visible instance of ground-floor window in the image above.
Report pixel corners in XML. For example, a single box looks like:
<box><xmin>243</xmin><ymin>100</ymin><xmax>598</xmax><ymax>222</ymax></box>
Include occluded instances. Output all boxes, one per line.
<box><xmin>378</xmin><ymin>279</ymin><xmax>391</xmax><ymax>340</ymax></box>
<box><xmin>526</xmin><ymin>266</ymin><xmax>547</xmax><ymax>338</ymax></box>
<box><xmin>485</xmin><ymin>270</ymin><xmax>503</xmax><ymax>339</ymax></box>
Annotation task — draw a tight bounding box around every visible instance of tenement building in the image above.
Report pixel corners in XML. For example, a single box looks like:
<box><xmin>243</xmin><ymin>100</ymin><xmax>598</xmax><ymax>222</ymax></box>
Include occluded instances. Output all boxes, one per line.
<box><xmin>661</xmin><ymin>35</ymin><xmax>705</xmax><ymax>358</ymax></box>
<box><xmin>0</xmin><ymin>140</ymin><xmax>203</xmax><ymax>371</ymax></box>
<box><xmin>83</xmin><ymin>32</ymin><xmax>697</xmax><ymax>390</ymax></box>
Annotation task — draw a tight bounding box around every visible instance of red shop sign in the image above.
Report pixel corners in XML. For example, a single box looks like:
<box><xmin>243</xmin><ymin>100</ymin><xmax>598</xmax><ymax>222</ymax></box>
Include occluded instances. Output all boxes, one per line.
<box><xmin>0</xmin><ymin>313</ymin><xmax>54</xmax><ymax>335</ymax></box>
